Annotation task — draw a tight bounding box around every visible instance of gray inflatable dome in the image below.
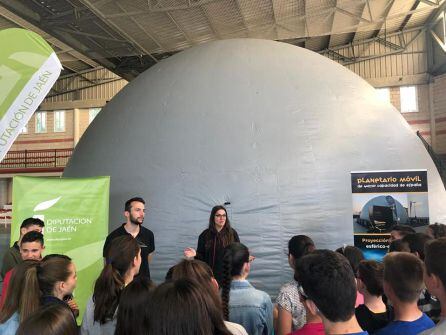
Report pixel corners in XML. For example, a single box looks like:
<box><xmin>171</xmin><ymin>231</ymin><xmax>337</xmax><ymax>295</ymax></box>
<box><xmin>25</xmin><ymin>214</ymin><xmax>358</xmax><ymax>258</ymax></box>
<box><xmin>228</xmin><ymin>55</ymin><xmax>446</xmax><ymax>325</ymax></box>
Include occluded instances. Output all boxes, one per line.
<box><xmin>64</xmin><ymin>39</ymin><xmax>446</xmax><ymax>292</ymax></box>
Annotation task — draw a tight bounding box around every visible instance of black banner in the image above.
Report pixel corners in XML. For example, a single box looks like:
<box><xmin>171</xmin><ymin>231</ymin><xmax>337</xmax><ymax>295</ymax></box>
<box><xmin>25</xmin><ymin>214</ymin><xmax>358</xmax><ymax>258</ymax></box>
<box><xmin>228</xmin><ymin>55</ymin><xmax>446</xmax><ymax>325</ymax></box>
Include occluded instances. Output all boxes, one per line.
<box><xmin>352</xmin><ymin>170</ymin><xmax>428</xmax><ymax>194</ymax></box>
<box><xmin>351</xmin><ymin>170</ymin><xmax>429</xmax><ymax>260</ymax></box>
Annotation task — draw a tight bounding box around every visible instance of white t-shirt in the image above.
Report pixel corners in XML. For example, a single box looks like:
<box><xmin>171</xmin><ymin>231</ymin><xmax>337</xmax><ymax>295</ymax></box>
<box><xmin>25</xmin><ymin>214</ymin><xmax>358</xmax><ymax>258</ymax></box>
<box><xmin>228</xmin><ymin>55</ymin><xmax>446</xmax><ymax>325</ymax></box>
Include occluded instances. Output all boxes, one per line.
<box><xmin>225</xmin><ymin>320</ymin><xmax>249</xmax><ymax>335</ymax></box>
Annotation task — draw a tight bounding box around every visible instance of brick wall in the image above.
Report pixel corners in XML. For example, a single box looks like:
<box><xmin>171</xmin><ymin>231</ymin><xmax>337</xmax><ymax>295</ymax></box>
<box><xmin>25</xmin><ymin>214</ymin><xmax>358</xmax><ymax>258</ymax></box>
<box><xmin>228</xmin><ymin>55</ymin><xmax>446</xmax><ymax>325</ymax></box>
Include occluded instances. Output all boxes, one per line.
<box><xmin>384</xmin><ymin>75</ymin><xmax>446</xmax><ymax>154</ymax></box>
<box><xmin>10</xmin><ymin>110</ymin><xmax>75</xmax><ymax>151</ymax></box>
<box><xmin>389</xmin><ymin>87</ymin><xmax>401</xmax><ymax>111</ymax></box>
<box><xmin>9</xmin><ymin>107</ymin><xmax>103</xmax><ymax>152</ymax></box>
<box><xmin>388</xmin><ymin>85</ymin><xmax>431</xmax><ymax>144</ymax></box>
<box><xmin>79</xmin><ymin>108</ymin><xmax>94</xmax><ymax>139</ymax></box>
<box><xmin>433</xmin><ymin>74</ymin><xmax>446</xmax><ymax>154</ymax></box>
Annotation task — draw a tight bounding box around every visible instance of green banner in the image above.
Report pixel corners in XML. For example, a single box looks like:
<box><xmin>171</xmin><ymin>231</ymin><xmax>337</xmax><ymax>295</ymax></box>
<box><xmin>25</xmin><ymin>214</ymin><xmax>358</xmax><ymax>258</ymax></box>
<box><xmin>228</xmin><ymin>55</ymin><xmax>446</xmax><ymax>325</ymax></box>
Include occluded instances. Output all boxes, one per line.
<box><xmin>0</xmin><ymin>28</ymin><xmax>62</xmax><ymax>160</ymax></box>
<box><xmin>12</xmin><ymin>176</ymin><xmax>110</xmax><ymax>321</ymax></box>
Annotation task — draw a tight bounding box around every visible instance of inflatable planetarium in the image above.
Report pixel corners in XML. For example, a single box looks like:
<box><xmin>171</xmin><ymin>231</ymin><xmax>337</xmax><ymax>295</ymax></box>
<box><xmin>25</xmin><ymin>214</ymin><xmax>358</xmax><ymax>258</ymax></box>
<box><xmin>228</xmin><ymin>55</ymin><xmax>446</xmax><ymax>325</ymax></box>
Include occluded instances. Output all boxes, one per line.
<box><xmin>64</xmin><ymin>39</ymin><xmax>446</xmax><ymax>293</ymax></box>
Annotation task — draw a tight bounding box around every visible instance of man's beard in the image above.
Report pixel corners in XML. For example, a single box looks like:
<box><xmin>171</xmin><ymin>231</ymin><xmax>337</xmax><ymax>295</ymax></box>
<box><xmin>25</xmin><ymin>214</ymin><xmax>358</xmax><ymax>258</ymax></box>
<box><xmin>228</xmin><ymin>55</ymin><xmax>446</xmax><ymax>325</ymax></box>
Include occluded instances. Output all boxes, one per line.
<box><xmin>130</xmin><ymin>216</ymin><xmax>143</xmax><ymax>225</ymax></box>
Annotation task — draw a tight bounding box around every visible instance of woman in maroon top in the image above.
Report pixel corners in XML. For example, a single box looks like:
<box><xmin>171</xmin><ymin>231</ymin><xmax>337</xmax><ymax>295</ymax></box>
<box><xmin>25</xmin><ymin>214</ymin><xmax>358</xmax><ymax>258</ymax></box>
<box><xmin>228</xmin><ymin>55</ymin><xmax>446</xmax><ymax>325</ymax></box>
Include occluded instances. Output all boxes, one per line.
<box><xmin>184</xmin><ymin>205</ymin><xmax>240</xmax><ymax>285</ymax></box>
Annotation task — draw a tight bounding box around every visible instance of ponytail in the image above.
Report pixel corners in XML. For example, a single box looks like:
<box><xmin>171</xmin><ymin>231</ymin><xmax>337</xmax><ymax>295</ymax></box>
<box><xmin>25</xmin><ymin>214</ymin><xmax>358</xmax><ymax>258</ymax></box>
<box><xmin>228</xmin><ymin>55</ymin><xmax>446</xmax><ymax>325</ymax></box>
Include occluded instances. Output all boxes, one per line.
<box><xmin>94</xmin><ymin>235</ymin><xmax>140</xmax><ymax>324</ymax></box>
<box><xmin>0</xmin><ymin>260</ymin><xmax>39</xmax><ymax>324</ymax></box>
<box><xmin>20</xmin><ymin>266</ymin><xmax>41</xmax><ymax>321</ymax></box>
<box><xmin>220</xmin><ymin>242</ymin><xmax>250</xmax><ymax>320</ymax></box>
<box><xmin>93</xmin><ymin>263</ymin><xmax>124</xmax><ymax>324</ymax></box>
<box><xmin>221</xmin><ymin>249</ymin><xmax>232</xmax><ymax>320</ymax></box>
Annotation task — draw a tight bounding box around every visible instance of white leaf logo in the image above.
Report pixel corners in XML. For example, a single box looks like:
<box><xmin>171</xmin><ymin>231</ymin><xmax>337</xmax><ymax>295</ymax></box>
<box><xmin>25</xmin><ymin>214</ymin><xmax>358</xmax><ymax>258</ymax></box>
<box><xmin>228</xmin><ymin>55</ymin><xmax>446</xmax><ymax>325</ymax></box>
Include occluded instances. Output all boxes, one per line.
<box><xmin>33</xmin><ymin>196</ymin><xmax>61</xmax><ymax>211</ymax></box>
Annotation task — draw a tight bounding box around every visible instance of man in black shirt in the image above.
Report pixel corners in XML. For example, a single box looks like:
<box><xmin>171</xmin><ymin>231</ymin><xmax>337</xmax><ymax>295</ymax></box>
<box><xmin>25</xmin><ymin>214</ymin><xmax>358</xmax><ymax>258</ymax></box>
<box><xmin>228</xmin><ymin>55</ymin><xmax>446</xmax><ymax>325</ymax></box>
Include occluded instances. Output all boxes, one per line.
<box><xmin>103</xmin><ymin>197</ymin><xmax>155</xmax><ymax>278</ymax></box>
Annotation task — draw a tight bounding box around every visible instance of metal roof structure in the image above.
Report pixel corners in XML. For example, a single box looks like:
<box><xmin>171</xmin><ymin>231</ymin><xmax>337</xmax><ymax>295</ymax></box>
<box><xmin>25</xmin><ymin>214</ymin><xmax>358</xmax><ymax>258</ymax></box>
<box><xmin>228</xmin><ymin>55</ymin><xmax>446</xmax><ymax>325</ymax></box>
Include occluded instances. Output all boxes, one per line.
<box><xmin>1</xmin><ymin>0</ymin><xmax>445</xmax><ymax>83</ymax></box>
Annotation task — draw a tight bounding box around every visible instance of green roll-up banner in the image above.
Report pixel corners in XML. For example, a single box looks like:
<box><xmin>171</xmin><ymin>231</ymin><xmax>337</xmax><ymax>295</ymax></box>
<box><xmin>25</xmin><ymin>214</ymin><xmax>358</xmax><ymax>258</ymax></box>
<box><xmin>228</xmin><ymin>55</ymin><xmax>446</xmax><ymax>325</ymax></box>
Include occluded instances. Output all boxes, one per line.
<box><xmin>0</xmin><ymin>28</ymin><xmax>62</xmax><ymax>161</ymax></box>
<box><xmin>12</xmin><ymin>176</ymin><xmax>110</xmax><ymax>321</ymax></box>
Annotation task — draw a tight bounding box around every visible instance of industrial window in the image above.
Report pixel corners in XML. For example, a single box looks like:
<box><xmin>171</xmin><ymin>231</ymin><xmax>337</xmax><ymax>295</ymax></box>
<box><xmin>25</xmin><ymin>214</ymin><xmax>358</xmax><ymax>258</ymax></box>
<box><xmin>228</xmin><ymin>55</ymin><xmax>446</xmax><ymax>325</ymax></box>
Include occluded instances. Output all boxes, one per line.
<box><xmin>376</xmin><ymin>88</ymin><xmax>390</xmax><ymax>103</ymax></box>
<box><xmin>54</xmin><ymin>110</ymin><xmax>65</xmax><ymax>132</ymax></box>
<box><xmin>89</xmin><ymin>108</ymin><xmax>101</xmax><ymax>124</ymax></box>
<box><xmin>400</xmin><ymin>86</ymin><xmax>418</xmax><ymax>113</ymax></box>
<box><xmin>35</xmin><ymin>111</ymin><xmax>47</xmax><ymax>133</ymax></box>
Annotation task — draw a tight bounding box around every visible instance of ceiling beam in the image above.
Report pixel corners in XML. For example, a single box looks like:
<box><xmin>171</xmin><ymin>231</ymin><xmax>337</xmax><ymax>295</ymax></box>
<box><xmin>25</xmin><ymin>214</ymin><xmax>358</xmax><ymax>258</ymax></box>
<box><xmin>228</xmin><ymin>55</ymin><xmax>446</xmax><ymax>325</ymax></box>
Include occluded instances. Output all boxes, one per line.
<box><xmin>53</xmin><ymin>27</ymin><xmax>124</xmax><ymax>66</ymax></box>
<box><xmin>420</xmin><ymin>0</ymin><xmax>440</xmax><ymax>6</ymax></box>
<box><xmin>365</xmin><ymin>0</ymin><xmax>373</xmax><ymax>21</ymax></box>
<box><xmin>398</xmin><ymin>0</ymin><xmax>421</xmax><ymax>31</ymax></box>
<box><xmin>383</xmin><ymin>3</ymin><xmax>439</xmax><ymax>24</ymax></box>
<box><xmin>200</xmin><ymin>6</ymin><xmax>222</xmax><ymax>39</ymax></box>
<box><xmin>325</xmin><ymin>0</ymin><xmax>337</xmax><ymax>49</ymax></box>
<box><xmin>319</xmin><ymin>26</ymin><xmax>424</xmax><ymax>52</ymax></box>
<box><xmin>233</xmin><ymin>0</ymin><xmax>250</xmax><ymax>37</ymax></box>
<box><xmin>426</xmin><ymin>0</ymin><xmax>446</xmax><ymax>25</ymax></box>
<box><xmin>78</xmin><ymin>0</ymin><xmax>160</xmax><ymax>63</ymax></box>
<box><xmin>300</xmin><ymin>0</ymin><xmax>307</xmax><ymax>45</ymax></box>
<box><xmin>43</xmin><ymin>6</ymin><xmax>90</xmax><ymax>20</ymax></box>
<box><xmin>62</xmin><ymin>65</ymin><xmax>98</xmax><ymax>85</ymax></box>
<box><xmin>0</xmin><ymin>3</ymin><xmax>100</xmax><ymax>70</ymax></box>
<box><xmin>47</xmin><ymin>77</ymin><xmax>122</xmax><ymax>98</ymax></box>
<box><xmin>114</xmin><ymin>1</ymin><xmax>167</xmax><ymax>53</ymax></box>
<box><xmin>269</xmin><ymin>0</ymin><xmax>278</xmax><ymax>39</ymax></box>
<box><xmin>335</xmin><ymin>6</ymin><xmax>372</xmax><ymax>24</ymax></box>
<box><xmin>371</xmin><ymin>0</ymin><xmax>396</xmax><ymax>38</ymax></box>
<box><xmin>148</xmin><ymin>0</ymin><xmax>214</xmax><ymax>12</ymax></box>
<box><xmin>326</xmin><ymin>49</ymin><xmax>355</xmax><ymax>63</ymax></box>
<box><xmin>321</xmin><ymin>27</ymin><xmax>425</xmax><ymax>65</ymax></box>
<box><xmin>375</xmin><ymin>36</ymin><xmax>404</xmax><ymax>50</ymax></box>
<box><xmin>97</xmin><ymin>0</ymin><xmax>436</xmax><ymax>39</ymax></box>
<box><xmin>58</xmin><ymin>66</ymin><xmax>103</xmax><ymax>80</ymax></box>
<box><xmin>103</xmin><ymin>11</ymin><xmax>149</xmax><ymax>19</ymax></box>
<box><xmin>347</xmin><ymin>1</ymin><xmax>369</xmax><ymax>47</ymax></box>
<box><xmin>430</xmin><ymin>29</ymin><xmax>446</xmax><ymax>51</ymax></box>
<box><xmin>53</xmin><ymin>27</ymin><xmax>127</xmax><ymax>42</ymax></box>
<box><xmin>165</xmin><ymin>12</ymin><xmax>194</xmax><ymax>46</ymax></box>
<box><xmin>207</xmin><ymin>0</ymin><xmax>439</xmax><ymax>42</ymax></box>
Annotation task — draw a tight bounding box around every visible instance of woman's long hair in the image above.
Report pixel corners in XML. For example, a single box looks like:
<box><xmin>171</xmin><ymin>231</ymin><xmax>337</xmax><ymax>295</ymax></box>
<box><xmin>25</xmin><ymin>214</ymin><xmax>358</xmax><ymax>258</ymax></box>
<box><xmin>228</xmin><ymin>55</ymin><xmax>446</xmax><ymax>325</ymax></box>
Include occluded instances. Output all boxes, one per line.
<box><xmin>205</xmin><ymin>206</ymin><xmax>235</xmax><ymax>250</ymax></box>
<box><xmin>115</xmin><ymin>277</ymin><xmax>155</xmax><ymax>335</ymax></box>
<box><xmin>148</xmin><ymin>279</ymin><xmax>232</xmax><ymax>335</ymax></box>
<box><xmin>220</xmin><ymin>243</ymin><xmax>249</xmax><ymax>320</ymax></box>
<box><xmin>172</xmin><ymin>259</ymin><xmax>225</xmax><ymax>316</ymax></box>
<box><xmin>94</xmin><ymin>235</ymin><xmax>140</xmax><ymax>324</ymax></box>
<box><xmin>16</xmin><ymin>304</ymin><xmax>78</xmax><ymax>335</ymax></box>
<box><xmin>20</xmin><ymin>255</ymin><xmax>73</xmax><ymax>321</ymax></box>
<box><xmin>0</xmin><ymin>260</ymin><xmax>39</xmax><ymax>323</ymax></box>
<box><xmin>172</xmin><ymin>259</ymin><xmax>214</xmax><ymax>286</ymax></box>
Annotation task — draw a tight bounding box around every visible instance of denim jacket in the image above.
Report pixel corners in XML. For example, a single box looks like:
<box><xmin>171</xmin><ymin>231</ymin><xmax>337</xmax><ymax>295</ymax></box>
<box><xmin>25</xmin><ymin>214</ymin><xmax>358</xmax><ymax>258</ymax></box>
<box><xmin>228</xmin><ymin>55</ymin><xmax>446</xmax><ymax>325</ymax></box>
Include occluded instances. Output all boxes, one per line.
<box><xmin>228</xmin><ymin>280</ymin><xmax>274</xmax><ymax>335</ymax></box>
<box><xmin>0</xmin><ymin>311</ymin><xmax>19</xmax><ymax>335</ymax></box>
